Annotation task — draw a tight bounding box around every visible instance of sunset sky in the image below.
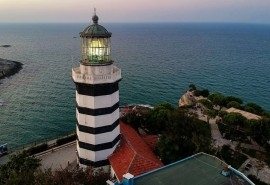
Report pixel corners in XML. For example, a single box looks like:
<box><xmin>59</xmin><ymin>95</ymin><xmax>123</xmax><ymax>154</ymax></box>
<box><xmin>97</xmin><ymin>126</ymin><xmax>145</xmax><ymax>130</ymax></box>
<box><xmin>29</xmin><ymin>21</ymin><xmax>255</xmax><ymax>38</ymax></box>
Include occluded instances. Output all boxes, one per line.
<box><xmin>0</xmin><ymin>0</ymin><xmax>269</xmax><ymax>24</ymax></box>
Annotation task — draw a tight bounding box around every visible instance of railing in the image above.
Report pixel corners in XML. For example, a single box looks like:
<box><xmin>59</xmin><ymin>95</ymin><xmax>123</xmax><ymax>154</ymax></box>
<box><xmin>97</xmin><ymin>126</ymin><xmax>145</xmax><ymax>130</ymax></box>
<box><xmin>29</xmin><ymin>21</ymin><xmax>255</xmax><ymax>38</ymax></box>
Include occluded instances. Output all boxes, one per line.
<box><xmin>5</xmin><ymin>131</ymin><xmax>76</xmax><ymax>155</ymax></box>
<box><xmin>72</xmin><ymin>67</ymin><xmax>121</xmax><ymax>84</ymax></box>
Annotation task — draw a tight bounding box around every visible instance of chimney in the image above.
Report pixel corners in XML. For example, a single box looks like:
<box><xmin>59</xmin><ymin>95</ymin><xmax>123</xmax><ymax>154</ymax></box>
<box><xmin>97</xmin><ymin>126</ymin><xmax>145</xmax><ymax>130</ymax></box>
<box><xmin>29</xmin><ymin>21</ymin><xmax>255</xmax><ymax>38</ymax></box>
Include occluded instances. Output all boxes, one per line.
<box><xmin>122</xmin><ymin>173</ymin><xmax>134</xmax><ymax>185</ymax></box>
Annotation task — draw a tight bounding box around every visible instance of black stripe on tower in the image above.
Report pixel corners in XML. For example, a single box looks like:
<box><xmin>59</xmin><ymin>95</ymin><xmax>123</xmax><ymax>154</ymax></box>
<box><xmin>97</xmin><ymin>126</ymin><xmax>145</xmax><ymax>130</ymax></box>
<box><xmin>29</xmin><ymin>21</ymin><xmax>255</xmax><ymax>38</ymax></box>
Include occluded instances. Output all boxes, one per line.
<box><xmin>76</xmin><ymin>102</ymin><xmax>119</xmax><ymax>116</ymax></box>
<box><xmin>74</xmin><ymin>81</ymin><xmax>120</xmax><ymax>96</ymax></box>
<box><xmin>78</xmin><ymin>134</ymin><xmax>120</xmax><ymax>151</ymax></box>
<box><xmin>77</xmin><ymin>119</ymin><xmax>119</xmax><ymax>134</ymax></box>
<box><xmin>79</xmin><ymin>157</ymin><xmax>109</xmax><ymax>168</ymax></box>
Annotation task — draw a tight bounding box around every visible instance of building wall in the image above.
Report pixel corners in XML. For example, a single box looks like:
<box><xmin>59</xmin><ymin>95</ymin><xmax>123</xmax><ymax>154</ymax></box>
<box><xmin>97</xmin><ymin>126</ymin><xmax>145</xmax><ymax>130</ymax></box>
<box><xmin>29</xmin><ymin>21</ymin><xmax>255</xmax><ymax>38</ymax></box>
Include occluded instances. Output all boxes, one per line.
<box><xmin>73</xmin><ymin>63</ymin><xmax>121</xmax><ymax>168</ymax></box>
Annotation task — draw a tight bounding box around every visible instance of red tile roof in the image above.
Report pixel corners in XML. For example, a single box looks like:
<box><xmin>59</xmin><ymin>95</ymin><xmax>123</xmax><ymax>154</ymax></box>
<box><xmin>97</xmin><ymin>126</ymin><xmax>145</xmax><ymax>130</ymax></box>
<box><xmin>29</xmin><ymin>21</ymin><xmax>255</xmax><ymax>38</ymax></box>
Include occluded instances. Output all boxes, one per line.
<box><xmin>108</xmin><ymin>121</ymin><xmax>163</xmax><ymax>181</ymax></box>
<box><xmin>141</xmin><ymin>135</ymin><xmax>159</xmax><ymax>151</ymax></box>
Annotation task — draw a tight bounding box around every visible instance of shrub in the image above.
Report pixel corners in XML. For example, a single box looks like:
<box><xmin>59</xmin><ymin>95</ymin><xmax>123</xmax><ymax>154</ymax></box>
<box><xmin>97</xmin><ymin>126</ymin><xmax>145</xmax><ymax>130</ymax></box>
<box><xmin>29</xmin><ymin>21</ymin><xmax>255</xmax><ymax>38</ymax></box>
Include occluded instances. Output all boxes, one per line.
<box><xmin>193</xmin><ymin>89</ymin><xmax>209</xmax><ymax>97</ymax></box>
<box><xmin>198</xmin><ymin>99</ymin><xmax>213</xmax><ymax>109</ymax></box>
<box><xmin>224</xmin><ymin>96</ymin><xmax>243</xmax><ymax>105</ymax></box>
<box><xmin>218</xmin><ymin>145</ymin><xmax>247</xmax><ymax>169</ymax></box>
<box><xmin>227</xmin><ymin>101</ymin><xmax>241</xmax><ymax>108</ymax></box>
<box><xmin>189</xmin><ymin>84</ymin><xmax>197</xmax><ymax>91</ymax></box>
<box><xmin>26</xmin><ymin>143</ymin><xmax>48</xmax><ymax>155</ymax></box>
<box><xmin>218</xmin><ymin>110</ymin><xmax>228</xmax><ymax>118</ymax></box>
<box><xmin>56</xmin><ymin>133</ymin><xmax>76</xmax><ymax>146</ymax></box>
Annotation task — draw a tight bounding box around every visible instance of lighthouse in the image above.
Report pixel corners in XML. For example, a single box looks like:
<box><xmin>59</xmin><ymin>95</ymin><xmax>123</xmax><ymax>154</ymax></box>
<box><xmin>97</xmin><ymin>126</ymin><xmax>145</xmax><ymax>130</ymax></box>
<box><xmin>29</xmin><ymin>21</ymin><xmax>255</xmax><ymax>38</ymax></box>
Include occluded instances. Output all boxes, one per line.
<box><xmin>72</xmin><ymin>12</ymin><xmax>121</xmax><ymax>168</ymax></box>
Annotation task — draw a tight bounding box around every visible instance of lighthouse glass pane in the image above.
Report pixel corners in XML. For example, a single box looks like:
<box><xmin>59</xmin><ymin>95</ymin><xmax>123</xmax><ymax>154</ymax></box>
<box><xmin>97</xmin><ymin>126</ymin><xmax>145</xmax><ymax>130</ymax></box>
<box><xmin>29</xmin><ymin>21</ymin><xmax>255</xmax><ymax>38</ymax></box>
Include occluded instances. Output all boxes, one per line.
<box><xmin>83</xmin><ymin>37</ymin><xmax>111</xmax><ymax>63</ymax></box>
<box><xmin>82</xmin><ymin>39</ymin><xmax>88</xmax><ymax>62</ymax></box>
<box><xmin>88</xmin><ymin>38</ymin><xmax>105</xmax><ymax>62</ymax></box>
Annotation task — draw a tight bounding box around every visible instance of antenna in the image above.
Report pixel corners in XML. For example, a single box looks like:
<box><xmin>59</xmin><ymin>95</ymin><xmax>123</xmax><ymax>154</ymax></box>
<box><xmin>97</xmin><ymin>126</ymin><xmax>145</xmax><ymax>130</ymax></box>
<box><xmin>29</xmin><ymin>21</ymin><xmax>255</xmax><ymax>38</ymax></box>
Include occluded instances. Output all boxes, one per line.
<box><xmin>94</xmin><ymin>8</ymin><xmax>96</xmax><ymax>15</ymax></box>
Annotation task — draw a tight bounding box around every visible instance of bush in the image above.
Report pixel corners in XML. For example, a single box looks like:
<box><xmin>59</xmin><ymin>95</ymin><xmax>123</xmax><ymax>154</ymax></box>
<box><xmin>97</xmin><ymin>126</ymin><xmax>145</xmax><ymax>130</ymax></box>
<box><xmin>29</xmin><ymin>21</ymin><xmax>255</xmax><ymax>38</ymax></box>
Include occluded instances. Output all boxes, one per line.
<box><xmin>218</xmin><ymin>145</ymin><xmax>247</xmax><ymax>169</ymax></box>
<box><xmin>217</xmin><ymin>122</ymin><xmax>229</xmax><ymax>137</ymax></box>
<box><xmin>193</xmin><ymin>89</ymin><xmax>209</xmax><ymax>97</ymax></box>
<box><xmin>200</xmin><ymin>89</ymin><xmax>210</xmax><ymax>97</ymax></box>
<box><xmin>224</xmin><ymin>96</ymin><xmax>243</xmax><ymax>105</ymax></box>
<box><xmin>0</xmin><ymin>151</ymin><xmax>41</xmax><ymax>185</ymax></box>
<box><xmin>208</xmin><ymin>93</ymin><xmax>225</xmax><ymax>106</ymax></box>
<box><xmin>26</xmin><ymin>143</ymin><xmax>48</xmax><ymax>155</ymax></box>
<box><xmin>218</xmin><ymin>110</ymin><xmax>228</xmax><ymax>118</ymax></box>
<box><xmin>56</xmin><ymin>133</ymin><xmax>76</xmax><ymax>146</ymax></box>
<box><xmin>189</xmin><ymin>84</ymin><xmax>197</xmax><ymax>91</ymax></box>
<box><xmin>244</xmin><ymin>103</ymin><xmax>264</xmax><ymax>115</ymax></box>
<box><xmin>198</xmin><ymin>99</ymin><xmax>213</xmax><ymax>109</ymax></box>
<box><xmin>227</xmin><ymin>101</ymin><xmax>241</xmax><ymax>108</ymax></box>
<box><xmin>34</xmin><ymin>166</ymin><xmax>110</xmax><ymax>185</ymax></box>
<box><xmin>204</xmin><ymin>109</ymin><xmax>218</xmax><ymax>118</ymax></box>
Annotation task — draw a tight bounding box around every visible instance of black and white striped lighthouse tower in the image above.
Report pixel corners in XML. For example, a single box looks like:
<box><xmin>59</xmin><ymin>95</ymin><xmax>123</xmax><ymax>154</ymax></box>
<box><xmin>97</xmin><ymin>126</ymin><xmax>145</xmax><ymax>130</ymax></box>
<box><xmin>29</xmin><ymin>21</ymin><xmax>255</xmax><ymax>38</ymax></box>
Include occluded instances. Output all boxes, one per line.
<box><xmin>72</xmin><ymin>11</ymin><xmax>121</xmax><ymax>168</ymax></box>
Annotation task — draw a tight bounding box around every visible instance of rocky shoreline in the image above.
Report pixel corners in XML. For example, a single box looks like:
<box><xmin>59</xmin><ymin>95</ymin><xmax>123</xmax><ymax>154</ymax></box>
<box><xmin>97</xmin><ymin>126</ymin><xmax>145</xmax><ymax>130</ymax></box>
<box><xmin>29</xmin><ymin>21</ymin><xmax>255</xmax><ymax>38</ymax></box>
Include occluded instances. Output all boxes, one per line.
<box><xmin>0</xmin><ymin>58</ymin><xmax>23</xmax><ymax>80</ymax></box>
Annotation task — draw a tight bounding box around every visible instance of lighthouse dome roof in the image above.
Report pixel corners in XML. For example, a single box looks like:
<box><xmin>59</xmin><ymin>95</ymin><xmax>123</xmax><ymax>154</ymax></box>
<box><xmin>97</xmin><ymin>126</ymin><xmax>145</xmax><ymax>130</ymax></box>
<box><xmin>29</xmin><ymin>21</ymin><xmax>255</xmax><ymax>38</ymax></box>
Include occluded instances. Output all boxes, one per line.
<box><xmin>80</xmin><ymin>14</ymin><xmax>111</xmax><ymax>38</ymax></box>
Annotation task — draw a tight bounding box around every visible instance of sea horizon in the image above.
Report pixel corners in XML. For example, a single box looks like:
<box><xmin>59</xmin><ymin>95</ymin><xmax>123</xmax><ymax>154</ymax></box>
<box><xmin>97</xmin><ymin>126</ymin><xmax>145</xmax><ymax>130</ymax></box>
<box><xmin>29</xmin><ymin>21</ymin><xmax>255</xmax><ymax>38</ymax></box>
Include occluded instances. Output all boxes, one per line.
<box><xmin>1</xmin><ymin>21</ymin><xmax>270</xmax><ymax>25</ymax></box>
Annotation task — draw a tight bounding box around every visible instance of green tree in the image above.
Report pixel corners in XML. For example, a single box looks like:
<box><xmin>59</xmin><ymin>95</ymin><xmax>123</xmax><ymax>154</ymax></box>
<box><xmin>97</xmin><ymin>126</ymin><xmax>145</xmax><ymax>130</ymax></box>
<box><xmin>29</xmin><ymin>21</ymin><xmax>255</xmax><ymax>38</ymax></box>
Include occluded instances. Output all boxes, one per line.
<box><xmin>227</xmin><ymin>101</ymin><xmax>241</xmax><ymax>108</ymax></box>
<box><xmin>204</xmin><ymin>109</ymin><xmax>218</xmax><ymax>119</ymax></box>
<box><xmin>218</xmin><ymin>110</ymin><xmax>228</xmax><ymax>118</ymax></box>
<box><xmin>156</xmin><ymin>109</ymin><xmax>211</xmax><ymax>164</ymax></box>
<box><xmin>200</xmin><ymin>89</ymin><xmax>209</xmax><ymax>97</ymax></box>
<box><xmin>193</xmin><ymin>89</ymin><xmax>209</xmax><ymax>97</ymax></box>
<box><xmin>198</xmin><ymin>99</ymin><xmax>213</xmax><ymax>109</ymax></box>
<box><xmin>0</xmin><ymin>151</ymin><xmax>41</xmax><ymax>185</ymax></box>
<box><xmin>224</xmin><ymin>96</ymin><xmax>243</xmax><ymax>105</ymax></box>
<box><xmin>251</xmin><ymin>118</ymin><xmax>270</xmax><ymax>150</ymax></box>
<box><xmin>222</xmin><ymin>113</ymin><xmax>248</xmax><ymax>141</ymax></box>
<box><xmin>143</xmin><ymin>102</ymin><xmax>174</xmax><ymax>134</ymax></box>
<box><xmin>208</xmin><ymin>93</ymin><xmax>225</xmax><ymax>107</ymax></box>
<box><xmin>34</xmin><ymin>166</ymin><xmax>109</xmax><ymax>185</ymax></box>
<box><xmin>244</xmin><ymin>103</ymin><xmax>264</xmax><ymax>115</ymax></box>
<box><xmin>223</xmin><ymin>112</ymin><xmax>246</xmax><ymax>127</ymax></box>
<box><xmin>189</xmin><ymin>84</ymin><xmax>197</xmax><ymax>91</ymax></box>
<box><xmin>121</xmin><ymin>111</ymin><xmax>142</xmax><ymax>131</ymax></box>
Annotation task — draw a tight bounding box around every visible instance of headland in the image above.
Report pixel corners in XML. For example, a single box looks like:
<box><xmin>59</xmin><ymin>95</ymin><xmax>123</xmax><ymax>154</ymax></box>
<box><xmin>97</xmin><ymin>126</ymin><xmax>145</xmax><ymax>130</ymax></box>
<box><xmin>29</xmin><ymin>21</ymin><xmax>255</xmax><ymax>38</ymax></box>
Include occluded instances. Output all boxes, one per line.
<box><xmin>0</xmin><ymin>58</ymin><xmax>23</xmax><ymax>80</ymax></box>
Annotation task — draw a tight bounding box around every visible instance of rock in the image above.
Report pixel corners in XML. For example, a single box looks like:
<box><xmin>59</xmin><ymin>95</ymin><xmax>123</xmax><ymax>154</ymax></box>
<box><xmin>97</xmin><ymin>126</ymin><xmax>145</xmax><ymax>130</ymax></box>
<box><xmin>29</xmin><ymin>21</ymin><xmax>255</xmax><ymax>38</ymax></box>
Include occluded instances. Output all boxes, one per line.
<box><xmin>0</xmin><ymin>58</ymin><xmax>23</xmax><ymax>80</ymax></box>
<box><xmin>179</xmin><ymin>91</ymin><xmax>196</xmax><ymax>107</ymax></box>
<box><xmin>0</xmin><ymin>45</ymin><xmax>11</xmax><ymax>48</ymax></box>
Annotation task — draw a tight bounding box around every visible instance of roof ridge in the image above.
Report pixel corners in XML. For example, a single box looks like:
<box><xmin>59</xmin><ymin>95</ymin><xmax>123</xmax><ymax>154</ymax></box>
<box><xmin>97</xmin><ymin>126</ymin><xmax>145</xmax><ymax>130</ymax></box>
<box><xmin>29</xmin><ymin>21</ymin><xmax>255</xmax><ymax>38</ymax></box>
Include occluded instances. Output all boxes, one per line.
<box><xmin>109</xmin><ymin>122</ymin><xmax>163</xmax><ymax>180</ymax></box>
<box><xmin>127</xmin><ymin>149</ymin><xmax>137</xmax><ymax>172</ymax></box>
<box><xmin>121</xmin><ymin>124</ymin><xmax>162</xmax><ymax>171</ymax></box>
<box><xmin>135</xmin><ymin>152</ymin><xmax>162</xmax><ymax>166</ymax></box>
<box><xmin>122</xmin><ymin>135</ymin><xmax>137</xmax><ymax>172</ymax></box>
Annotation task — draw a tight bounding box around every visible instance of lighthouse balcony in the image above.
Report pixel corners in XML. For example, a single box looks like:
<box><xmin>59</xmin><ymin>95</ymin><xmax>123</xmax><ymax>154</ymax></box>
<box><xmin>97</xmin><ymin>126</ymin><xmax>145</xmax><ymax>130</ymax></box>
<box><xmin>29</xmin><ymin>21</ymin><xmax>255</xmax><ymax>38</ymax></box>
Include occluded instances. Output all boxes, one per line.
<box><xmin>72</xmin><ymin>66</ymin><xmax>121</xmax><ymax>84</ymax></box>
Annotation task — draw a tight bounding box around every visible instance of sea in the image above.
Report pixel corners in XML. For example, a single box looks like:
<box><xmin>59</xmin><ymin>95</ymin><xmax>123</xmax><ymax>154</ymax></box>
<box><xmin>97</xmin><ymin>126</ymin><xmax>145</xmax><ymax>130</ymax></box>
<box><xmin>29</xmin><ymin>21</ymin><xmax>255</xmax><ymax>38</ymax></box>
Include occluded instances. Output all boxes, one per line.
<box><xmin>0</xmin><ymin>23</ymin><xmax>270</xmax><ymax>150</ymax></box>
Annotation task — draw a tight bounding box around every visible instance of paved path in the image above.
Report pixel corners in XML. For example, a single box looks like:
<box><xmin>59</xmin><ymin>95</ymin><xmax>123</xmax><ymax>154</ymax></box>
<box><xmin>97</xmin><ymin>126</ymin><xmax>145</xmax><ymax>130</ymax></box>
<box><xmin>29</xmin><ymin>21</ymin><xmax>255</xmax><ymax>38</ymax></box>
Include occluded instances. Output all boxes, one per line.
<box><xmin>209</xmin><ymin>117</ymin><xmax>265</xmax><ymax>152</ymax></box>
<box><xmin>37</xmin><ymin>141</ymin><xmax>77</xmax><ymax>170</ymax></box>
<box><xmin>196</xmin><ymin>111</ymin><xmax>266</xmax><ymax>152</ymax></box>
<box><xmin>196</xmin><ymin>109</ymin><xmax>270</xmax><ymax>183</ymax></box>
<box><xmin>208</xmin><ymin>118</ymin><xmax>231</xmax><ymax>147</ymax></box>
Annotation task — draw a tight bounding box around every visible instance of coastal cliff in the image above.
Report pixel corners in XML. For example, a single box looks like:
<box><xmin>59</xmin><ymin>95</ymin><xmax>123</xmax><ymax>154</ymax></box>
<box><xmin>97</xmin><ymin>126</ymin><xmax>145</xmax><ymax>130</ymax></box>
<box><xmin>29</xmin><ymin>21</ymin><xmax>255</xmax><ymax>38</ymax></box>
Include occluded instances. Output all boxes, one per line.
<box><xmin>0</xmin><ymin>58</ymin><xmax>23</xmax><ymax>80</ymax></box>
<box><xmin>179</xmin><ymin>91</ymin><xmax>196</xmax><ymax>107</ymax></box>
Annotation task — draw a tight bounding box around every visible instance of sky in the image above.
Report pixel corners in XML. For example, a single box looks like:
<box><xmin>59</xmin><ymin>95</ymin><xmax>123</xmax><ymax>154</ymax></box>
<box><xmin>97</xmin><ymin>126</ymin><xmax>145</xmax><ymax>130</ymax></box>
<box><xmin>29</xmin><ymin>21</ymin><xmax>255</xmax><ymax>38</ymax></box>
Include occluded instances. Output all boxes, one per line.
<box><xmin>0</xmin><ymin>0</ymin><xmax>270</xmax><ymax>24</ymax></box>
